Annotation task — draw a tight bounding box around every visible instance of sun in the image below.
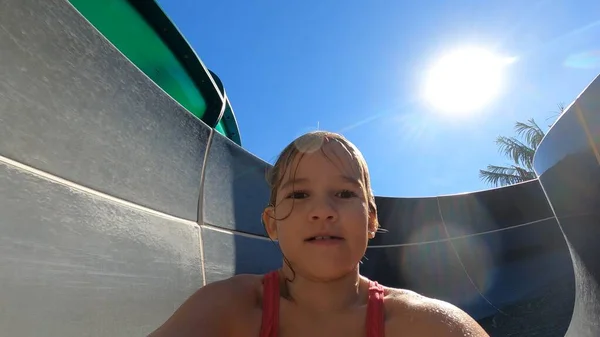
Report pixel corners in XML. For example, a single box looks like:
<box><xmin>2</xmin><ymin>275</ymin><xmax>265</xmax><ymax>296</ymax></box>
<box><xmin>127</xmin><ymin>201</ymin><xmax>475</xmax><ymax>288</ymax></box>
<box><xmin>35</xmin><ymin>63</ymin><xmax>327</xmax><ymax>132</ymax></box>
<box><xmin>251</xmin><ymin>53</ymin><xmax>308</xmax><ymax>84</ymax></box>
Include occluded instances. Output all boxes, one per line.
<box><xmin>423</xmin><ymin>47</ymin><xmax>514</xmax><ymax>115</ymax></box>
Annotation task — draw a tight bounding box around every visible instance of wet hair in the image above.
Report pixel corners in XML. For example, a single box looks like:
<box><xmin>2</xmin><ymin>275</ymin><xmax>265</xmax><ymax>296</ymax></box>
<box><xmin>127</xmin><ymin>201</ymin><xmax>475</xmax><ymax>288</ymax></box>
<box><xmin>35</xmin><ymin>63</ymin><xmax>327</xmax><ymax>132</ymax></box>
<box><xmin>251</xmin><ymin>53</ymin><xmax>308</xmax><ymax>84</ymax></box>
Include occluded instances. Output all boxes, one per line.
<box><xmin>266</xmin><ymin>130</ymin><xmax>378</xmax><ymax>226</ymax></box>
<box><xmin>263</xmin><ymin>131</ymin><xmax>379</xmax><ymax>282</ymax></box>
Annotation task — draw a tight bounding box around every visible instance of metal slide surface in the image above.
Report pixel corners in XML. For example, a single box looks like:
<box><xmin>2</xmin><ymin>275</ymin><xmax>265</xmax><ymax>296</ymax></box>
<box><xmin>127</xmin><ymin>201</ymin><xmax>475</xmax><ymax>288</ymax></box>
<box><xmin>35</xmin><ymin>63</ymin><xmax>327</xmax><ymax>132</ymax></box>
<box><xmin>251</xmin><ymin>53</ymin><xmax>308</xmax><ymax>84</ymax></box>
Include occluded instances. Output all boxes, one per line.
<box><xmin>0</xmin><ymin>0</ymin><xmax>598</xmax><ymax>336</ymax></box>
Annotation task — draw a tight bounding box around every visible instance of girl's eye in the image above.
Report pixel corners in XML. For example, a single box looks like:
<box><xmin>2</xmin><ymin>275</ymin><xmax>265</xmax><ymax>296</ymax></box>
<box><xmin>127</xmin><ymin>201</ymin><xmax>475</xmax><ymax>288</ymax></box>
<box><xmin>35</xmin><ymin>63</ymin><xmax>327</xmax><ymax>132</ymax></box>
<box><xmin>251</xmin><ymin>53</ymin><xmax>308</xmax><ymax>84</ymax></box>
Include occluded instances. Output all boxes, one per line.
<box><xmin>338</xmin><ymin>189</ymin><xmax>358</xmax><ymax>198</ymax></box>
<box><xmin>285</xmin><ymin>189</ymin><xmax>357</xmax><ymax>199</ymax></box>
<box><xmin>287</xmin><ymin>191</ymin><xmax>308</xmax><ymax>199</ymax></box>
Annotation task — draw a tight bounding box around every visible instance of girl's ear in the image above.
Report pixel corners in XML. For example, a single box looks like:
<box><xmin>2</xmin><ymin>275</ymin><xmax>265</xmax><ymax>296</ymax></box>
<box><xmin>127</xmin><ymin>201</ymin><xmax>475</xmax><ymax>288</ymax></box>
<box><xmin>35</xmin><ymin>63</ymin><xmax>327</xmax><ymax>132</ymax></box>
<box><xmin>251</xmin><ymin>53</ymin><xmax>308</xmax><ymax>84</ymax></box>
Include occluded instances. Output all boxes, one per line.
<box><xmin>262</xmin><ymin>206</ymin><xmax>278</xmax><ymax>240</ymax></box>
<box><xmin>368</xmin><ymin>212</ymin><xmax>378</xmax><ymax>239</ymax></box>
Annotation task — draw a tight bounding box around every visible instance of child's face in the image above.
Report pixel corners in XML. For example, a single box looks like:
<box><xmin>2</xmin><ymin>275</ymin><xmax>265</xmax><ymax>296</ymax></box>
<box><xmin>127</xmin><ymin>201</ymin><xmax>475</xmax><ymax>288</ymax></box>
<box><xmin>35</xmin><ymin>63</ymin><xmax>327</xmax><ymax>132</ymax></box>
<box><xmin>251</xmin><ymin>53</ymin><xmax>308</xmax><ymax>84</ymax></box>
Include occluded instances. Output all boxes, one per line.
<box><xmin>264</xmin><ymin>141</ymin><xmax>373</xmax><ymax>280</ymax></box>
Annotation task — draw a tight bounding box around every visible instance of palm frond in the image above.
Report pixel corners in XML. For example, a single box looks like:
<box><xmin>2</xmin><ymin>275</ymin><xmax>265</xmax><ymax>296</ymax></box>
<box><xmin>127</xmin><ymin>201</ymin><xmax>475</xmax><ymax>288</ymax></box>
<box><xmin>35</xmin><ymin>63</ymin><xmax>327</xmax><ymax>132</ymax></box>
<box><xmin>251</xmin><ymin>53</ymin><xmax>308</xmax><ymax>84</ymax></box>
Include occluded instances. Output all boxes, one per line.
<box><xmin>480</xmin><ymin>109</ymin><xmax>559</xmax><ymax>187</ymax></box>
<box><xmin>479</xmin><ymin>164</ymin><xmax>536</xmax><ymax>187</ymax></box>
<box><xmin>546</xmin><ymin>103</ymin><xmax>567</xmax><ymax>128</ymax></box>
<box><xmin>495</xmin><ymin>136</ymin><xmax>536</xmax><ymax>170</ymax></box>
<box><xmin>514</xmin><ymin>118</ymin><xmax>545</xmax><ymax>149</ymax></box>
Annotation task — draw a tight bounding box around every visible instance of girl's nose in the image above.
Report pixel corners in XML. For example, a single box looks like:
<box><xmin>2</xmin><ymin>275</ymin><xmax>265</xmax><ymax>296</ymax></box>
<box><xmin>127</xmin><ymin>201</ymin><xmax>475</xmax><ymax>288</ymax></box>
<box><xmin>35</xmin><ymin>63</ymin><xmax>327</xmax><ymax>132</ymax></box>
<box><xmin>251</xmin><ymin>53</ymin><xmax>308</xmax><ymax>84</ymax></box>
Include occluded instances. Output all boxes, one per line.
<box><xmin>308</xmin><ymin>197</ymin><xmax>338</xmax><ymax>222</ymax></box>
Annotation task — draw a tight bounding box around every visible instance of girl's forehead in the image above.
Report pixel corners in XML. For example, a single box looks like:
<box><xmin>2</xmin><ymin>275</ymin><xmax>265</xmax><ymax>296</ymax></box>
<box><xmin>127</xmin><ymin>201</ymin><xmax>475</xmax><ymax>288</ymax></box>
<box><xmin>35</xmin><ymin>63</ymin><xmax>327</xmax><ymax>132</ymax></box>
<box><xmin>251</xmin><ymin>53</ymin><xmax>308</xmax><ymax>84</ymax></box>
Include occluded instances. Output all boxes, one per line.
<box><xmin>282</xmin><ymin>141</ymin><xmax>361</xmax><ymax>180</ymax></box>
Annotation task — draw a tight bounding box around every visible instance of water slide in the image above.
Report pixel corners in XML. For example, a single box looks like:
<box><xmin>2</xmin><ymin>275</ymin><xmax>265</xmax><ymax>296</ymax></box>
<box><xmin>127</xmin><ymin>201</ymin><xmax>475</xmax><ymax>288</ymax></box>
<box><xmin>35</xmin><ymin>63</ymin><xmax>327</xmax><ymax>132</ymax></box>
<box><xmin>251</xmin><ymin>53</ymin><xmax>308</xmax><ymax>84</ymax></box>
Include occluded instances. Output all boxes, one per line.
<box><xmin>0</xmin><ymin>1</ymin><xmax>598</xmax><ymax>336</ymax></box>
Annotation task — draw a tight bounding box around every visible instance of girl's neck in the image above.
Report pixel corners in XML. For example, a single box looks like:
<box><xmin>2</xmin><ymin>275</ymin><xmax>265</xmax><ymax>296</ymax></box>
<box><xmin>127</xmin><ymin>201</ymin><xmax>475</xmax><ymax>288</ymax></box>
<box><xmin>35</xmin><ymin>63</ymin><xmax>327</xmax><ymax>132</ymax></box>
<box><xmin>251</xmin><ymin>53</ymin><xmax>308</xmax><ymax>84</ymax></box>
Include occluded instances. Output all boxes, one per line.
<box><xmin>279</xmin><ymin>266</ymin><xmax>366</xmax><ymax>313</ymax></box>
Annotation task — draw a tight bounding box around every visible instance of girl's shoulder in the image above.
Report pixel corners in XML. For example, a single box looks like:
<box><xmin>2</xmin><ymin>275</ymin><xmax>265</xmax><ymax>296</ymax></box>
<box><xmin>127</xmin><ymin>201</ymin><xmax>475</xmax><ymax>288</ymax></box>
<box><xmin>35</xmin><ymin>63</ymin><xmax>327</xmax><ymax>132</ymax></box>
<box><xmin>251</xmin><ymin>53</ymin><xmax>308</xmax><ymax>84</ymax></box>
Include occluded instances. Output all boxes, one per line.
<box><xmin>381</xmin><ymin>285</ymin><xmax>489</xmax><ymax>337</ymax></box>
<box><xmin>148</xmin><ymin>273</ymin><xmax>266</xmax><ymax>337</ymax></box>
<box><xmin>190</xmin><ymin>273</ymin><xmax>264</xmax><ymax>306</ymax></box>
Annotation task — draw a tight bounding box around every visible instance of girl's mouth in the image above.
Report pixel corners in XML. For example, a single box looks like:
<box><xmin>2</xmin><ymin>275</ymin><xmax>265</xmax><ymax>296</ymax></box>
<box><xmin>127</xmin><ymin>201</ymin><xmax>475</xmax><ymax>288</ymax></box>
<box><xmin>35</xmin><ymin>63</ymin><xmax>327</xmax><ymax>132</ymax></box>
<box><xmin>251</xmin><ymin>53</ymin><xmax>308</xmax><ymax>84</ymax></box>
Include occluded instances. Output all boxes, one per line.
<box><xmin>305</xmin><ymin>236</ymin><xmax>344</xmax><ymax>245</ymax></box>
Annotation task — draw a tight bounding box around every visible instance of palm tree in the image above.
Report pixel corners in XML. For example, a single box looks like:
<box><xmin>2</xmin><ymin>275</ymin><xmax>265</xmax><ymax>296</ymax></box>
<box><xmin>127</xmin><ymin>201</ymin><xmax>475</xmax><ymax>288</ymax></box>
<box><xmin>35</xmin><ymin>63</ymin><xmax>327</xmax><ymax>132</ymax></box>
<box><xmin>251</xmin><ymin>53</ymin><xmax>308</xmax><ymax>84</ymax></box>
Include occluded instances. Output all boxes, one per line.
<box><xmin>479</xmin><ymin>103</ymin><xmax>566</xmax><ymax>187</ymax></box>
<box><xmin>479</xmin><ymin>118</ymin><xmax>546</xmax><ymax>187</ymax></box>
<box><xmin>546</xmin><ymin>102</ymin><xmax>566</xmax><ymax>128</ymax></box>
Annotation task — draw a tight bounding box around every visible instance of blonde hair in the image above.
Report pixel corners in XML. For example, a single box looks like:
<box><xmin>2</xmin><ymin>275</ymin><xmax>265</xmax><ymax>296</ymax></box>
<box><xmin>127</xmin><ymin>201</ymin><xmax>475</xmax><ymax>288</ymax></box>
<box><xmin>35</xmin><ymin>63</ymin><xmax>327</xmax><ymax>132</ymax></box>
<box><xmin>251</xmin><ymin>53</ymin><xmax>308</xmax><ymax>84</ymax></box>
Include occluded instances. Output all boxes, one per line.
<box><xmin>265</xmin><ymin>130</ymin><xmax>379</xmax><ymax>230</ymax></box>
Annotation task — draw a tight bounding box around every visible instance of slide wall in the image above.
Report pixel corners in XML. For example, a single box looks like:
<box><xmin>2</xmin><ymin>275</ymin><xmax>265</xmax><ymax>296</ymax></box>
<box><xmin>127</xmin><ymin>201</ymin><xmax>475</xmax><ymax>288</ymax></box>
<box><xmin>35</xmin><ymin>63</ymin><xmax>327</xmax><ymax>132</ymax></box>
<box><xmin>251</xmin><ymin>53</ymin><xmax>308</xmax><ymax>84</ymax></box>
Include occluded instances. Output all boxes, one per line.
<box><xmin>0</xmin><ymin>1</ymin><xmax>598</xmax><ymax>336</ymax></box>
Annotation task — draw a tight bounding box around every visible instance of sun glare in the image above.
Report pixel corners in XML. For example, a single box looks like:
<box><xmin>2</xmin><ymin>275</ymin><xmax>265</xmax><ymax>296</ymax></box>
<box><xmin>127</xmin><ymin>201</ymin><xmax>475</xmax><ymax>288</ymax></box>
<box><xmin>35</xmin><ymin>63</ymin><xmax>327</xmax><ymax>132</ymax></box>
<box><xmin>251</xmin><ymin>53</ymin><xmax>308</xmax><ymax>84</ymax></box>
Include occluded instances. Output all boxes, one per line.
<box><xmin>423</xmin><ymin>48</ymin><xmax>515</xmax><ymax>115</ymax></box>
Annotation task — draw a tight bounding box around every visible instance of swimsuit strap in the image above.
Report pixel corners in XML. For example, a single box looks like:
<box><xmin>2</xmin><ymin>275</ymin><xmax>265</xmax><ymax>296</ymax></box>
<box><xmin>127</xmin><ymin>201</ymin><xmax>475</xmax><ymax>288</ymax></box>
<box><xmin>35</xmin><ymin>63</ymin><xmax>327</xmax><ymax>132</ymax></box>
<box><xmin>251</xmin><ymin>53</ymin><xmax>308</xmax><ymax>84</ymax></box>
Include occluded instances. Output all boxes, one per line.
<box><xmin>259</xmin><ymin>271</ymin><xmax>280</xmax><ymax>337</ymax></box>
<box><xmin>366</xmin><ymin>280</ymin><xmax>385</xmax><ymax>337</ymax></box>
<box><xmin>259</xmin><ymin>272</ymin><xmax>385</xmax><ymax>337</ymax></box>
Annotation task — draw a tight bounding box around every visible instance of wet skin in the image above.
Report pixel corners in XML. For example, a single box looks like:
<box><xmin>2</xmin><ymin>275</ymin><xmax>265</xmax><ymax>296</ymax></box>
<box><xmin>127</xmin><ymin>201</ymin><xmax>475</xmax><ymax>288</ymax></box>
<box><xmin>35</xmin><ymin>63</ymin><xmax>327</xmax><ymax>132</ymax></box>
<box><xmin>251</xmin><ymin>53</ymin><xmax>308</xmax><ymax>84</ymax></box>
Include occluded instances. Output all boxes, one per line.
<box><xmin>149</xmin><ymin>141</ymin><xmax>489</xmax><ymax>337</ymax></box>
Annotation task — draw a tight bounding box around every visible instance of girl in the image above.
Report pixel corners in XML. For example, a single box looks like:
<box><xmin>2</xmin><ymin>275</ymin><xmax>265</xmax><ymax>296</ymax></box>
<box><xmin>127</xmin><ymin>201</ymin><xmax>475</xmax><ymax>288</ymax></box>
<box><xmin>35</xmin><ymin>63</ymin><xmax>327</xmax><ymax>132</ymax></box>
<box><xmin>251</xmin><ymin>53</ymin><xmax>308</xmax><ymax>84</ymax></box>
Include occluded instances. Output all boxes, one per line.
<box><xmin>149</xmin><ymin>131</ymin><xmax>489</xmax><ymax>337</ymax></box>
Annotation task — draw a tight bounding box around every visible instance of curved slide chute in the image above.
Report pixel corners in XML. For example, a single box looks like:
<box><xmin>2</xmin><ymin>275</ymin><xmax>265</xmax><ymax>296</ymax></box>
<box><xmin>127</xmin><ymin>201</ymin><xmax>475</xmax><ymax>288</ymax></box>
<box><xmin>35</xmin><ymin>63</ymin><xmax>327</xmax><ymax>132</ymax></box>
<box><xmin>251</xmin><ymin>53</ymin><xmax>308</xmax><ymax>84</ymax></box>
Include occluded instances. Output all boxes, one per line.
<box><xmin>0</xmin><ymin>1</ymin><xmax>598</xmax><ymax>336</ymax></box>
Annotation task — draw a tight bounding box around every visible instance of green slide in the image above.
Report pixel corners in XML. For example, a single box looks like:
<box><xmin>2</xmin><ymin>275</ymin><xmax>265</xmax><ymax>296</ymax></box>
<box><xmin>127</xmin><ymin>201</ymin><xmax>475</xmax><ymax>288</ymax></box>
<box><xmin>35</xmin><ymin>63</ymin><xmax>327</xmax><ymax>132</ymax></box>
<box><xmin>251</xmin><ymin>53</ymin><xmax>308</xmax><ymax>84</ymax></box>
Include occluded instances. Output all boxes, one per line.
<box><xmin>68</xmin><ymin>0</ymin><xmax>241</xmax><ymax>145</ymax></box>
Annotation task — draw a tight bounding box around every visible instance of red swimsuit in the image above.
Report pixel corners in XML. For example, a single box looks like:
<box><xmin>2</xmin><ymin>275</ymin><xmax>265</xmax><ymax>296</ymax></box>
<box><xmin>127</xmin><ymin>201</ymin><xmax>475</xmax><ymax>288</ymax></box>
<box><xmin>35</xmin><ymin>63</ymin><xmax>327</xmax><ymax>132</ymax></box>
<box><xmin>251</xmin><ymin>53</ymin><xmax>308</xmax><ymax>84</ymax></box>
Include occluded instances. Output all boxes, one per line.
<box><xmin>259</xmin><ymin>271</ymin><xmax>385</xmax><ymax>337</ymax></box>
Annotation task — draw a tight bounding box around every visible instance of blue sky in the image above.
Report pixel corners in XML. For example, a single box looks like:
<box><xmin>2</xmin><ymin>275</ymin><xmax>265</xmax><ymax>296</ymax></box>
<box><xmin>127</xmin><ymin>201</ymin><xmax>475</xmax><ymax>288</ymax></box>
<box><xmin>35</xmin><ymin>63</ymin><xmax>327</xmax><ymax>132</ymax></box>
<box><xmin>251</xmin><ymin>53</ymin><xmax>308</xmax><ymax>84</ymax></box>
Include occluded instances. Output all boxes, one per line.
<box><xmin>157</xmin><ymin>0</ymin><xmax>600</xmax><ymax>197</ymax></box>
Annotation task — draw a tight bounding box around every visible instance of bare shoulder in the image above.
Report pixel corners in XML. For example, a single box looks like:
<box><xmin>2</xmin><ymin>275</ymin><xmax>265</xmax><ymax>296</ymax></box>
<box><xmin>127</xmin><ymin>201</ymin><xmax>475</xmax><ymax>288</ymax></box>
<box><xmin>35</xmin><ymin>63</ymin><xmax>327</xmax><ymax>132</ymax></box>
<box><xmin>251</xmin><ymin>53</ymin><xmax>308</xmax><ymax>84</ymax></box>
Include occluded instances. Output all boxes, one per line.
<box><xmin>383</xmin><ymin>287</ymin><xmax>490</xmax><ymax>337</ymax></box>
<box><xmin>148</xmin><ymin>274</ymin><xmax>263</xmax><ymax>337</ymax></box>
